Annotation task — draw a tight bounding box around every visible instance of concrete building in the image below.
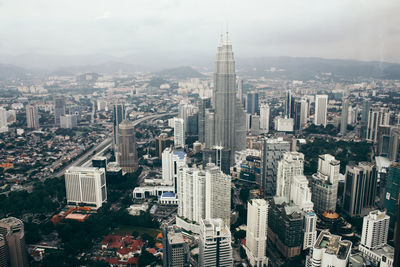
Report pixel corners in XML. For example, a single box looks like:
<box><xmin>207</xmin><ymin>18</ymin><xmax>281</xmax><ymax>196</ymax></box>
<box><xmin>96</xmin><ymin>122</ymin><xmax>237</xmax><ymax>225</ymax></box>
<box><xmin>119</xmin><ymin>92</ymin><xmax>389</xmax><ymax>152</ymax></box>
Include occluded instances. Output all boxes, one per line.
<box><xmin>113</xmin><ymin>103</ymin><xmax>125</xmax><ymax>152</ymax></box>
<box><xmin>259</xmin><ymin>104</ymin><xmax>270</xmax><ymax>133</ymax></box>
<box><xmin>0</xmin><ymin>217</ymin><xmax>29</xmax><ymax>267</ymax></box>
<box><xmin>26</xmin><ymin>104</ymin><xmax>40</xmax><ymax>129</ymax></box>
<box><xmin>198</xmin><ymin>97</ymin><xmax>212</xmax><ymax>143</ymax></box>
<box><xmin>385</xmin><ymin>163</ymin><xmax>400</xmax><ymax>232</ymax></box>
<box><xmin>65</xmin><ymin>167</ymin><xmax>107</xmax><ymax>209</ymax></box>
<box><xmin>361</xmin><ymin>210</ymin><xmax>390</xmax><ymax>250</ymax></box>
<box><xmin>366</xmin><ymin>107</ymin><xmax>390</xmax><ymax>142</ymax></box>
<box><xmin>199</xmin><ymin>218</ymin><xmax>233</xmax><ymax>267</ymax></box>
<box><xmin>274</xmin><ymin>117</ymin><xmax>294</xmax><ymax>132</ymax></box>
<box><xmin>245</xmin><ymin>199</ymin><xmax>268</xmax><ymax>267</ymax></box>
<box><xmin>247</xmin><ymin>91</ymin><xmax>259</xmax><ymax>115</ymax></box>
<box><xmin>276</xmin><ymin>152</ymin><xmax>304</xmax><ymax>200</ymax></box>
<box><xmin>177</xmin><ymin>163</ymin><xmax>231</xmax><ymax>229</ymax></box>
<box><xmin>117</xmin><ymin>120</ymin><xmax>138</xmax><ymax>173</ymax></box>
<box><xmin>343</xmin><ymin>162</ymin><xmax>377</xmax><ymax>217</ymax></box>
<box><xmin>0</xmin><ymin>107</ymin><xmax>9</xmax><ymax>133</ymax></box>
<box><xmin>311</xmin><ymin>154</ymin><xmax>340</xmax><ymax>213</ymax></box>
<box><xmin>309</xmin><ymin>231</ymin><xmax>352</xmax><ymax>267</ymax></box>
<box><xmin>202</xmin><ymin>146</ymin><xmax>231</xmax><ymax>174</ymax></box>
<box><xmin>314</xmin><ymin>95</ymin><xmax>328</xmax><ymax>127</ymax></box>
<box><xmin>173</xmin><ymin>117</ymin><xmax>185</xmax><ymax>148</ymax></box>
<box><xmin>155</xmin><ymin>133</ymin><xmax>174</xmax><ymax>158</ymax></box>
<box><xmin>237</xmin><ymin>78</ymin><xmax>244</xmax><ymax>106</ymax></box>
<box><xmin>340</xmin><ymin>98</ymin><xmax>349</xmax><ymax>135</ymax></box>
<box><xmin>54</xmin><ymin>96</ymin><xmax>65</xmax><ymax>126</ymax></box>
<box><xmin>60</xmin><ymin>114</ymin><xmax>78</xmax><ymax>129</ymax></box>
<box><xmin>206</xmin><ymin>33</ymin><xmax>246</xmax><ymax>160</ymax></box>
<box><xmin>261</xmin><ymin>137</ymin><xmax>290</xmax><ymax>196</ymax></box>
<box><xmin>162</xmin><ymin>226</ymin><xmax>189</xmax><ymax>267</ymax></box>
<box><xmin>162</xmin><ymin>148</ymin><xmax>186</xmax><ymax>190</ymax></box>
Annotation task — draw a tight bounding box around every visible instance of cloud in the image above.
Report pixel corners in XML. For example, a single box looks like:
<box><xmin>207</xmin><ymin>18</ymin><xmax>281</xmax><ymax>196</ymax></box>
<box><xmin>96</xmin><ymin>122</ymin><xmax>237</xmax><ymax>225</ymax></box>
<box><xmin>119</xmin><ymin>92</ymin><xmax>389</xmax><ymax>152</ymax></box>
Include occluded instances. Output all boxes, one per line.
<box><xmin>96</xmin><ymin>10</ymin><xmax>112</xmax><ymax>20</ymax></box>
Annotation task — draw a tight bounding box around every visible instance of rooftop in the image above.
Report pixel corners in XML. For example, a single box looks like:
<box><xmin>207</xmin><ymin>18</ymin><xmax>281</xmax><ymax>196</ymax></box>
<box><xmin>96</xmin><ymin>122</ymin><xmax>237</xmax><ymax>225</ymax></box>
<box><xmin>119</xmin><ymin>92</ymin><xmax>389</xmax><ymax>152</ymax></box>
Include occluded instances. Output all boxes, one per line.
<box><xmin>315</xmin><ymin>231</ymin><xmax>352</xmax><ymax>260</ymax></box>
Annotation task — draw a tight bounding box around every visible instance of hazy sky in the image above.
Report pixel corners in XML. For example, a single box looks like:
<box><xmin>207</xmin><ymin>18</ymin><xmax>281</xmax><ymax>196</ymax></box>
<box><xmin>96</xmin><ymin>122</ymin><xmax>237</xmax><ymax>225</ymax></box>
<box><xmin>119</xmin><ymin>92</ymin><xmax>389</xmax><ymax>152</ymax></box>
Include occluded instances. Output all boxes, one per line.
<box><xmin>1</xmin><ymin>0</ymin><xmax>399</xmax><ymax>62</ymax></box>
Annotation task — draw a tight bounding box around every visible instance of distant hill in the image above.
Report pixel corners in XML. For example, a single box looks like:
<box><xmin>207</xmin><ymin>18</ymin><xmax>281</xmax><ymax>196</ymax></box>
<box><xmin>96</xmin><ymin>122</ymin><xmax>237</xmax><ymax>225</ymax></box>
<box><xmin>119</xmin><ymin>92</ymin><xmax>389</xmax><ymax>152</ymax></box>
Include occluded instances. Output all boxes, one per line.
<box><xmin>52</xmin><ymin>61</ymin><xmax>145</xmax><ymax>75</ymax></box>
<box><xmin>0</xmin><ymin>64</ymin><xmax>29</xmax><ymax>80</ymax></box>
<box><xmin>155</xmin><ymin>66</ymin><xmax>205</xmax><ymax>79</ymax></box>
<box><xmin>236</xmin><ymin>57</ymin><xmax>400</xmax><ymax>80</ymax></box>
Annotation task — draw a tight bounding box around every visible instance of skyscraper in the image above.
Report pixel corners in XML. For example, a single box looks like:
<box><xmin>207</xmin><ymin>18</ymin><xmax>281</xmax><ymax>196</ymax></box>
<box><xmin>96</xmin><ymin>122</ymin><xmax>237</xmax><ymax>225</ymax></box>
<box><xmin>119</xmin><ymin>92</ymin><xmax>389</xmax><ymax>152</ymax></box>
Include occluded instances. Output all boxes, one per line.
<box><xmin>360</xmin><ymin>210</ymin><xmax>390</xmax><ymax>250</ymax></box>
<box><xmin>340</xmin><ymin>98</ymin><xmax>349</xmax><ymax>135</ymax></box>
<box><xmin>54</xmin><ymin>96</ymin><xmax>65</xmax><ymax>126</ymax></box>
<box><xmin>237</xmin><ymin>78</ymin><xmax>244</xmax><ymax>107</ymax></box>
<box><xmin>198</xmin><ymin>97</ymin><xmax>211</xmax><ymax>143</ymax></box>
<box><xmin>26</xmin><ymin>104</ymin><xmax>40</xmax><ymax>129</ymax></box>
<box><xmin>162</xmin><ymin>226</ymin><xmax>189</xmax><ymax>267</ymax></box>
<box><xmin>113</xmin><ymin>103</ymin><xmax>125</xmax><ymax>152</ymax></box>
<box><xmin>173</xmin><ymin>117</ymin><xmax>185</xmax><ymax>148</ymax></box>
<box><xmin>65</xmin><ymin>166</ymin><xmax>107</xmax><ymax>209</ymax></box>
<box><xmin>314</xmin><ymin>95</ymin><xmax>328</xmax><ymax>127</ymax></box>
<box><xmin>0</xmin><ymin>217</ymin><xmax>29</xmax><ymax>267</ymax></box>
<box><xmin>276</xmin><ymin>152</ymin><xmax>304</xmax><ymax>200</ymax></box>
<box><xmin>285</xmin><ymin>91</ymin><xmax>294</xmax><ymax>118</ymax></box>
<box><xmin>117</xmin><ymin>120</ymin><xmax>138</xmax><ymax>173</ymax></box>
<box><xmin>366</xmin><ymin>107</ymin><xmax>390</xmax><ymax>142</ymax></box>
<box><xmin>0</xmin><ymin>107</ymin><xmax>8</xmax><ymax>133</ymax></box>
<box><xmin>311</xmin><ymin>154</ymin><xmax>340</xmax><ymax>213</ymax></box>
<box><xmin>177</xmin><ymin>163</ymin><xmax>231</xmax><ymax>229</ymax></box>
<box><xmin>247</xmin><ymin>91</ymin><xmax>259</xmax><ymax>115</ymax></box>
<box><xmin>208</xmin><ymin>33</ymin><xmax>246</xmax><ymax>160</ymax></box>
<box><xmin>199</xmin><ymin>218</ymin><xmax>233</xmax><ymax>267</ymax></box>
<box><xmin>300</xmin><ymin>98</ymin><xmax>309</xmax><ymax>128</ymax></box>
<box><xmin>245</xmin><ymin>199</ymin><xmax>269</xmax><ymax>267</ymax></box>
<box><xmin>162</xmin><ymin>148</ymin><xmax>186</xmax><ymax>191</ymax></box>
<box><xmin>343</xmin><ymin>162</ymin><xmax>377</xmax><ymax>217</ymax></box>
<box><xmin>261</xmin><ymin>137</ymin><xmax>290</xmax><ymax>196</ymax></box>
<box><xmin>260</xmin><ymin>104</ymin><xmax>270</xmax><ymax>133</ymax></box>
<box><xmin>384</xmin><ymin>163</ymin><xmax>400</xmax><ymax>232</ymax></box>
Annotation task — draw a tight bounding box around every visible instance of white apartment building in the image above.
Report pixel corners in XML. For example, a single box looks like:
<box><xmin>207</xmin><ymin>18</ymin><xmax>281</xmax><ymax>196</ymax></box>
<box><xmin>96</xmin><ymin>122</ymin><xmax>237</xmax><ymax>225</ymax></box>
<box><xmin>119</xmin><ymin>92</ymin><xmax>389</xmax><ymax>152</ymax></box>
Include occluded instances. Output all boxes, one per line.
<box><xmin>276</xmin><ymin>152</ymin><xmax>304</xmax><ymax>200</ymax></box>
<box><xmin>245</xmin><ymin>199</ymin><xmax>268</xmax><ymax>267</ymax></box>
<box><xmin>173</xmin><ymin>117</ymin><xmax>185</xmax><ymax>148</ymax></box>
<box><xmin>260</xmin><ymin>104</ymin><xmax>270</xmax><ymax>133</ymax></box>
<box><xmin>26</xmin><ymin>105</ymin><xmax>40</xmax><ymax>129</ymax></box>
<box><xmin>65</xmin><ymin>167</ymin><xmax>107</xmax><ymax>209</ymax></box>
<box><xmin>199</xmin><ymin>218</ymin><xmax>233</xmax><ymax>267</ymax></box>
<box><xmin>162</xmin><ymin>148</ymin><xmax>186</xmax><ymax>188</ymax></box>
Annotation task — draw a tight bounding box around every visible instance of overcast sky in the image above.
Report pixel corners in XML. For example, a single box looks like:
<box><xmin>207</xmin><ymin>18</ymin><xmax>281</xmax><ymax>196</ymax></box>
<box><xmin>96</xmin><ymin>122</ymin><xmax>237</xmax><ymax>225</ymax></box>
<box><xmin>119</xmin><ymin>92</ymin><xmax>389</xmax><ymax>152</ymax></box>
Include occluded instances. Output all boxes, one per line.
<box><xmin>0</xmin><ymin>0</ymin><xmax>399</xmax><ymax>63</ymax></box>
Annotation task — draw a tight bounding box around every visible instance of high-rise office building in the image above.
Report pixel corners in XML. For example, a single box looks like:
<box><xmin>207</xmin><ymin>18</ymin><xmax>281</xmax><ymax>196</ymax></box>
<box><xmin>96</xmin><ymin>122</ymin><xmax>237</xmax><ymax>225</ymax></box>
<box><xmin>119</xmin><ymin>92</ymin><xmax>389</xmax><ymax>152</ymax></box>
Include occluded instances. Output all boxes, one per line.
<box><xmin>361</xmin><ymin>99</ymin><xmax>372</xmax><ymax>138</ymax></box>
<box><xmin>155</xmin><ymin>133</ymin><xmax>174</xmax><ymax>158</ymax></box>
<box><xmin>260</xmin><ymin>104</ymin><xmax>270</xmax><ymax>133</ymax></box>
<box><xmin>300</xmin><ymin>98</ymin><xmax>309</xmax><ymax>128</ymax></box>
<box><xmin>360</xmin><ymin>210</ymin><xmax>390</xmax><ymax>250</ymax></box>
<box><xmin>0</xmin><ymin>217</ymin><xmax>29</xmax><ymax>267</ymax></box>
<box><xmin>162</xmin><ymin>226</ymin><xmax>189</xmax><ymax>267</ymax></box>
<box><xmin>199</xmin><ymin>218</ymin><xmax>233</xmax><ymax>267</ymax></box>
<box><xmin>343</xmin><ymin>162</ymin><xmax>377</xmax><ymax>217</ymax></box>
<box><xmin>202</xmin><ymin>146</ymin><xmax>231</xmax><ymax>174</ymax></box>
<box><xmin>0</xmin><ymin>107</ymin><xmax>8</xmax><ymax>133</ymax></box>
<box><xmin>26</xmin><ymin>104</ymin><xmax>40</xmax><ymax>129</ymax></box>
<box><xmin>261</xmin><ymin>137</ymin><xmax>290</xmax><ymax>196</ymax></box>
<box><xmin>314</xmin><ymin>95</ymin><xmax>328</xmax><ymax>127</ymax></box>
<box><xmin>340</xmin><ymin>98</ymin><xmax>349</xmax><ymax>135</ymax></box>
<box><xmin>112</xmin><ymin>103</ymin><xmax>125</xmax><ymax>152</ymax></box>
<box><xmin>198</xmin><ymin>97</ymin><xmax>211</xmax><ymax>143</ymax></box>
<box><xmin>247</xmin><ymin>91</ymin><xmax>259</xmax><ymax>115</ymax></box>
<box><xmin>162</xmin><ymin>148</ymin><xmax>186</xmax><ymax>191</ymax></box>
<box><xmin>311</xmin><ymin>154</ymin><xmax>340</xmax><ymax>213</ymax></box>
<box><xmin>293</xmin><ymin>100</ymin><xmax>302</xmax><ymax>131</ymax></box>
<box><xmin>285</xmin><ymin>91</ymin><xmax>295</xmax><ymax>118</ymax></box>
<box><xmin>309</xmin><ymin>231</ymin><xmax>352</xmax><ymax>267</ymax></box>
<box><xmin>245</xmin><ymin>199</ymin><xmax>269</xmax><ymax>267</ymax></box>
<box><xmin>60</xmin><ymin>114</ymin><xmax>78</xmax><ymax>129</ymax></box>
<box><xmin>173</xmin><ymin>117</ymin><xmax>185</xmax><ymax>148</ymax></box>
<box><xmin>276</xmin><ymin>152</ymin><xmax>304</xmax><ymax>200</ymax></box>
<box><xmin>384</xmin><ymin>163</ymin><xmax>400</xmax><ymax>232</ymax></box>
<box><xmin>388</xmin><ymin>127</ymin><xmax>400</xmax><ymax>162</ymax></box>
<box><xmin>207</xmin><ymin>33</ymin><xmax>246</xmax><ymax>160</ymax></box>
<box><xmin>65</xmin><ymin>167</ymin><xmax>107</xmax><ymax>209</ymax></box>
<box><xmin>377</xmin><ymin>125</ymin><xmax>393</xmax><ymax>157</ymax></box>
<box><xmin>117</xmin><ymin>120</ymin><xmax>138</xmax><ymax>173</ymax></box>
<box><xmin>54</xmin><ymin>96</ymin><xmax>65</xmax><ymax>126</ymax></box>
<box><xmin>177</xmin><ymin>163</ymin><xmax>231</xmax><ymax>228</ymax></box>
<box><xmin>366</xmin><ymin>107</ymin><xmax>390</xmax><ymax>142</ymax></box>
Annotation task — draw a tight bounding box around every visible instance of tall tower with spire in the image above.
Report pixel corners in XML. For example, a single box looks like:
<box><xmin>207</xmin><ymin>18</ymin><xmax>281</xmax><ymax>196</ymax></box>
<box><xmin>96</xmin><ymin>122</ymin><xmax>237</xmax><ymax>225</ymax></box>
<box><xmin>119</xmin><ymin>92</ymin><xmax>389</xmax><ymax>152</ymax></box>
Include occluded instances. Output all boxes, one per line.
<box><xmin>210</xmin><ymin>33</ymin><xmax>246</xmax><ymax>158</ymax></box>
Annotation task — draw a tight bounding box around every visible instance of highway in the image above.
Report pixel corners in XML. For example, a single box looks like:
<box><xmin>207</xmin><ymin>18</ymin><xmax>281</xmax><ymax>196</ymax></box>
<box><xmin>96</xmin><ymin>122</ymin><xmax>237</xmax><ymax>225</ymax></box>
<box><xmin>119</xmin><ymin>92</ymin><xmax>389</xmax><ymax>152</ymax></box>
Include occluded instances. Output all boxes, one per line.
<box><xmin>52</xmin><ymin>113</ymin><xmax>169</xmax><ymax>177</ymax></box>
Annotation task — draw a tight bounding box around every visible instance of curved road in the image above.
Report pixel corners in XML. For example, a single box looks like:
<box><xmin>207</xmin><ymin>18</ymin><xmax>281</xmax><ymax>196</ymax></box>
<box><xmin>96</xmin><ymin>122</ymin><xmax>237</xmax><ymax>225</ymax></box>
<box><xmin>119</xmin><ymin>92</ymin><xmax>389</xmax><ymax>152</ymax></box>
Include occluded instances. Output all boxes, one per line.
<box><xmin>51</xmin><ymin>113</ymin><xmax>170</xmax><ymax>178</ymax></box>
